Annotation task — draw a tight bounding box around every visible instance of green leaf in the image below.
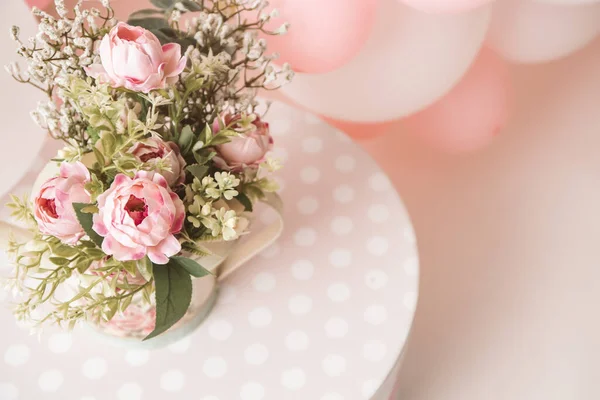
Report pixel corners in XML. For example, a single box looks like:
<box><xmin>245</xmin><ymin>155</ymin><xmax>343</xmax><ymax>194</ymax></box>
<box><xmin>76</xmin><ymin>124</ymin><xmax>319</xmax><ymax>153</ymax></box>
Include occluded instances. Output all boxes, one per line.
<box><xmin>51</xmin><ymin>245</ymin><xmax>79</xmax><ymax>258</ymax></box>
<box><xmin>181</xmin><ymin>242</ymin><xmax>212</xmax><ymax>258</ymax></box>
<box><xmin>178</xmin><ymin>126</ymin><xmax>195</xmax><ymax>155</ymax></box>
<box><xmin>143</xmin><ymin>262</ymin><xmax>192</xmax><ymax>341</ymax></box>
<box><xmin>236</xmin><ymin>192</ymin><xmax>253</xmax><ymax>212</ymax></box>
<box><xmin>119</xmin><ymin>295</ymin><xmax>134</xmax><ymax>313</ymax></box>
<box><xmin>186</xmin><ymin>164</ymin><xmax>209</xmax><ymax>180</ymax></box>
<box><xmin>49</xmin><ymin>257</ymin><xmax>69</xmax><ymax>266</ymax></box>
<box><xmin>176</xmin><ymin>36</ymin><xmax>198</xmax><ymax>51</ymax></box>
<box><xmin>193</xmin><ymin>151</ymin><xmax>216</xmax><ymax>165</ymax></box>
<box><xmin>84</xmin><ymin>247</ymin><xmax>106</xmax><ymax>260</ymax></box>
<box><xmin>101</xmin><ymin>133</ymin><xmax>117</xmax><ymax>156</ymax></box>
<box><xmin>92</xmin><ymin>147</ymin><xmax>106</xmax><ymax>167</ymax></box>
<box><xmin>87</xmin><ymin>126</ymin><xmax>101</xmax><ymax>144</ymax></box>
<box><xmin>128</xmin><ymin>8</ymin><xmax>162</xmax><ymax>20</ymax></box>
<box><xmin>200</xmin><ymin>123</ymin><xmax>213</xmax><ymax>144</ymax></box>
<box><xmin>136</xmin><ymin>257</ymin><xmax>154</xmax><ymax>282</ymax></box>
<box><xmin>78</xmin><ymin>240</ymin><xmax>97</xmax><ymax>249</ymax></box>
<box><xmin>245</xmin><ymin>185</ymin><xmax>266</xmax><ymax>201</ymax></box>
<box><xmin>81</xmin><ymin>205</ymin><xmax>98</xmax><ymax>214</ymax></box>
<box><xmin>150</xmin><ymin>0</ymin><xmax>175</xmax><ymax>9</ymax></box>
<box><xmin>73</xmin><ymin>203</ymin><xmax>104</xmax><ymax>248</ymax></box>
<box><xmin>152</xmin><ymin>30</ymin><xmax>175</xmax><ymax>45</ymax></box>
<box><xmin>158</xmin><ymin>27</ymin><xmax>178</xmax><ymax>38</ymax></box>
<box><xmin>117</xmin><ymin>159</ymin><xmax>140</xmax><ymax>170</ymax></box>
<box><xmin>75</xmin><ymin>259</ymin><xmax>93</xmax><ymax>274</ymax></box>
<box><xmin>122</xmin><ymin>261</ymin><xmax>138</xmax><ymax>276</ymax></box>
<box><xmin>180</xmin><ymin>0</ymin><xmax>202</xmax><ymax>11</ymax></box>
<box><xmin>128</xmin><ymin>17</ymin><xmax>169</xmax><ymax>31</ymax></box>
<box><xmin>208</xmin><ymin>135</ymin><xmax>231</xmax><ymax>146</ymax></box>
<box><xmin>169</xmin><ymin>256</ymin><xmax>211</xmax><ymax>278</ymax></box>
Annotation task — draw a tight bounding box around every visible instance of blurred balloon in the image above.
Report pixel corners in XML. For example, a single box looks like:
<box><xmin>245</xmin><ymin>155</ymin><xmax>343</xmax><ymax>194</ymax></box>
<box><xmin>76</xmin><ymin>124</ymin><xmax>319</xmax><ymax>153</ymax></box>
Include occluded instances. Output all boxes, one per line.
<box><xmin>265</xmin><ymin>0</ymin><xmax>378</xmax><ymax>74</ymax></box>
<box><xmin>42</xmin><ymin>0</ymin><xmax>138</xmax><ymax>19</ymax></box>
<box><xmin>281</xmin><ymin>0</ymin><xmax>491</xmax><ymax>123</ymax></box>
<box><xmin>24</xmin><ymin>0</ymin><xmax>52</xmax><ymax>9</ymax></box>
<box><xmin>487</xmin><ymin>0</ymin><xmax>600</xmax><ymax>64</ymax></box>
<box><xmin>257</xmin><ymin>89</ymin><xmax>396</xmax><ymax>141</ymax></box>
<box><xmin>533</xmin><ymin>0</ymin><xmax>600</xmax><ymax>4</ymax></box>
<box><xmin>402</xmin><ymin>48</ymin><xmax>511</xmax><ymax>152</ymax></box>
<box><xmin>400</xmin><ymin>0</ymin><xmax>494</xmax><ymax>13</ymax></box>
<box><xmin>322</xmin><ymin>117</ymin><xmax>398</xmax><ymax>141</ymax></box>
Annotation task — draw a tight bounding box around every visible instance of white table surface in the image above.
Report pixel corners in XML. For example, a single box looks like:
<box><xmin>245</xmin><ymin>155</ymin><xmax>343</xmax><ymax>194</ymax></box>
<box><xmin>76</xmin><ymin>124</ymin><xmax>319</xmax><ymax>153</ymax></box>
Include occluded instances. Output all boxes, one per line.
<box><xmin>0</xmin><ymin>102</ymin><xmax>418</xmax><ymax>400</ymax></box>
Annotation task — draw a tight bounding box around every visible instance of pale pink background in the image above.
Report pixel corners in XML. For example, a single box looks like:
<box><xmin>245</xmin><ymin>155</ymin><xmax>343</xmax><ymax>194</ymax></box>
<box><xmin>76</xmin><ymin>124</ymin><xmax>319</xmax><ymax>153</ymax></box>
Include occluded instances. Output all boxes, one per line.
<box><xmin>2</xmin><ymin>0</ymin><xmax>600</xmax><ymax>398</ymax></box>
<box><xmin>361</xmin><ymin>37</ymin><xmax>600</xmax><ymax>400</ymax></box>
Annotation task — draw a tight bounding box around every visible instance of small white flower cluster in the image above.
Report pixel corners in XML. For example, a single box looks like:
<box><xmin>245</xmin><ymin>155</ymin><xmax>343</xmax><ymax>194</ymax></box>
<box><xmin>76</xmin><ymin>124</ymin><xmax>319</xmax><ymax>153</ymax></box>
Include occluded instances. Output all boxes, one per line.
<box><xmin>181</xmin><ymin>0</ymin><xmax>293</xmax><ymax>120</ymax></box>
<box><xmin>186</xmin><ymin>172</ymin><xmax>245</xmax><ymax>241</ymax></box>
<box><xmin>7</xmin><ymin>0</ymin><xmax>115</xmax><ymax>145</ymax></box>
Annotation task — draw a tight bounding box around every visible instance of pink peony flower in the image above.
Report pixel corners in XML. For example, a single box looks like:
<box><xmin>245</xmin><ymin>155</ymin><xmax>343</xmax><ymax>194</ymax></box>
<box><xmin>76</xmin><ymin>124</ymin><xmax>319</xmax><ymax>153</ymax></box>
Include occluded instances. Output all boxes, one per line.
<box><xmin>129</xmin><ymin>138</ymin><xmax>186</xmax><ymax>187</ymax></box>
<box><xmin>213</xmin><ymin>115</ymin><xmax>274</xmax><ymax>172</ymax></box>
<box><xmin>33</xmin><ymin>162</ymin><xmax>91</xmax><ymax>245</ymax></box>
<box><xmin>85</xmin><ymin>22</ymin><xmax>186</xmax><ymax>93</ymax></box>
<box><xmin>92</xmin><ymin>171</ymin><xmax>185</xmax><ymax>265</ymax></box>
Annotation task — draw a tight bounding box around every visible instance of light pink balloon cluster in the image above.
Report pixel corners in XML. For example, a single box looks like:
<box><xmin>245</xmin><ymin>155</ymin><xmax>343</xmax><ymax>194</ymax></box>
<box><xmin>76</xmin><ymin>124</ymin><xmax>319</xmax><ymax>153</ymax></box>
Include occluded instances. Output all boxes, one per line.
<box><xmin>399</xmin><ymin>0</ymin><xmax>493</xmax><ymax>13</ymax></box>
<box><xmin>265</xmin><ymin>0</ymin><xmax>378</xmax><ymax>74</ymax></box>
<box><xmin>27</xmin><ymin>0</ymin><xmax>600</xmax><ymax>153</ymax></box>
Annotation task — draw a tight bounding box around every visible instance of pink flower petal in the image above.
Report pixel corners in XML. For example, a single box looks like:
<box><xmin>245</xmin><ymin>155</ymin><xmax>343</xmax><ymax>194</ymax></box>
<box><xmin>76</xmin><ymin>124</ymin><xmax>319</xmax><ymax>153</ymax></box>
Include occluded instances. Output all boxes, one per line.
<box><xmin>161</xmin><ymin>43</ymin><xmax>185</xmax><ymax>77</ymax></box>
<box><xmin>147</xmin><ymin>248</ymin><xmax>169</xmax><ymax>265</ymax></box>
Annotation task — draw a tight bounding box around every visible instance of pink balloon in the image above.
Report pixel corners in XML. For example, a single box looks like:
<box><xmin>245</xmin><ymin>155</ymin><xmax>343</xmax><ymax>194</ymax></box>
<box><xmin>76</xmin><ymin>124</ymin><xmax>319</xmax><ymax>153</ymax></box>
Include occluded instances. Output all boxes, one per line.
<box><xmin>400</xmin><ymin>0</ymin><xmax>494</xmax><ymax>13</ymax></box>
<box><xmin>321</xmin><ymin>116</ymin><xmax>398</xmax><ymax>141</ymax></box>
<box><xmin>258</xmin><ymin>88</ymin><xmax>397</xmax><ymax>141</ymax></box>
<box><xmin>265</xmin><ymin>0</ymin><xmax>378</xmax><ymax>74</ymax></box>
<box><xmin>402</xmin><ymin>47</ymin><xmax>511</xmax><ymax>152</ymax></box>
<box><xmin>25</xmin><ymin>0</ymin><xmax>53</xmax><ymax>9</ymax></box>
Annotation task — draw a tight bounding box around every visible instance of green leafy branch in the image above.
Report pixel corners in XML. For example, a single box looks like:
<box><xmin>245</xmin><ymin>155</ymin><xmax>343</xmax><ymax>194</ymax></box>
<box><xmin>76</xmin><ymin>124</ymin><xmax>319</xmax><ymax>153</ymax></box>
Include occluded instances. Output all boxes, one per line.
<box><xmin>144</xmin><ymin>256</ymin><xmax>210</xmax><ymax>340</ymax></box>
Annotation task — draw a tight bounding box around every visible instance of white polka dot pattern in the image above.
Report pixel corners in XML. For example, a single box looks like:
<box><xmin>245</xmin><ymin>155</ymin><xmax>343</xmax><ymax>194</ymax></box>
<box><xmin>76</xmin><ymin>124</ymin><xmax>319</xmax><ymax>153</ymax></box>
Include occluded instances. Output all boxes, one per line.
<box><xmin>0</xmin><ymin>102</ymin><xmax>418</xmax><ymax>400</ymax></box>
<box><xmin>38</xmin><ymin>369</ymin><xmax>64</xmax><ymax>392</ymax></box>
<box><xmin>160</xmin><ymin>370</ymin><xmax>185</xmax><ymax>391</ymax></box>
<box><xmin>125</xmin><ymin>349</ymin><xmax>150</xmax><ymax>366</ymax></box>
<box><xmin>117</xmin><ymin>383</ymin><xmax>143</xmax><ymax>400</ymax></box>
<box><xmin>4</xmin><ymin>344</ymin><xmax>30</xmax><ymax>366</ymax></box>
<box><xmin>82</xmin><ymin>357</ymin><xmax>108</xmax><ymax>380</ymax></box>
<box><xmin>245</xmin><ymin>344</ymin><xmax>269</xmax><ymax>365</ymax></box>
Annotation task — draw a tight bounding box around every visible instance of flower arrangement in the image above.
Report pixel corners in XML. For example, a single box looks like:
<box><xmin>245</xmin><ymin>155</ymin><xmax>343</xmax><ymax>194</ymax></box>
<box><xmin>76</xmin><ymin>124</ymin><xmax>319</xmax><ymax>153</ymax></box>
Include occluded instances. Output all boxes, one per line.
<box><xmin>3</xmin><ymin>0</ymin><xmax>292</xmax><ymax>340</ymax></box>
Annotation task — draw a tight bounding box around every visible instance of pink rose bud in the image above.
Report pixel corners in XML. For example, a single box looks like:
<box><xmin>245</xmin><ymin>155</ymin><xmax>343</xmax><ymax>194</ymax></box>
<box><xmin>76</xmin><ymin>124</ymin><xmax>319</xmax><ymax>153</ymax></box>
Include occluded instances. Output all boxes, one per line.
<box><xmin>85</xmin><ymin>22</ymin><xmax>187</xmax><ymax>93</ymax></box>
<box><xmin>92</xmin><ymin>171</ymin><xmax>185</xmax><ymax>265</ymax></box>
<box><xmin>33</xmin><ymin>162</ymin><xmax>91</xmax><ymax>245</ymax></box>
<box><xmin>129</xmin><ymin>138</ymin><xmax>186</xmax><ymax>187</ymax></box>
<box><xmin>213</xmin><ymin>115</ymin><xmax>274</xmax><ymax>172</ymax></box>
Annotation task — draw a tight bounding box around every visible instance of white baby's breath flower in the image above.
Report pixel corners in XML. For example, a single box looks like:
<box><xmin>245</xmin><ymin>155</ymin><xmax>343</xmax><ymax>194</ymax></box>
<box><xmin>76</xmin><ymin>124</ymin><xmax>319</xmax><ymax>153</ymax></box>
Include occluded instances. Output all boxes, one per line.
<box><xmin>274</xmin><ymin>22</ymin><xmax>290</xmax><ymax>35</ymax></box>
<box><xmin>10</xmin><ymin>26</ymin><xmax>20</xmax><ymax>41</ymax></box>
<box><xmin>171</xmin><ymin>10</ymin><xmax>182</xmax><ymax>22</ymax></box>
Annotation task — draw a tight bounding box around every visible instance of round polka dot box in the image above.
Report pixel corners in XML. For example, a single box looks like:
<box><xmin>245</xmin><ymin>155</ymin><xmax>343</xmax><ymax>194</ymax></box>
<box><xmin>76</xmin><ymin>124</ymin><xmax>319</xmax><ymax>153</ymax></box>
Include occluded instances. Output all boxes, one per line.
<box><xmin>0</xmin><ymin>103</ymin><xmax>418</xmax><ymax>400</ymax></box>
